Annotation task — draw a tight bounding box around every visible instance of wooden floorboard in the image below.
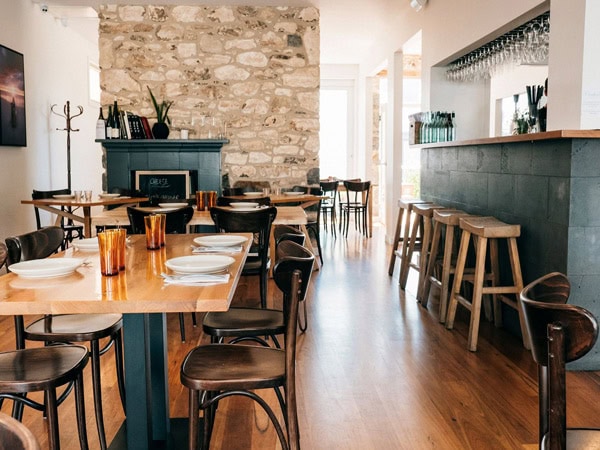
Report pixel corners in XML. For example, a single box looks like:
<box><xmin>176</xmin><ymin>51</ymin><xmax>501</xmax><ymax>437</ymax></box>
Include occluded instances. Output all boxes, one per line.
<box><xmin>2</xmin><ymin>224</ymin><xmax>600</xmax><ymax>449</ymax></box>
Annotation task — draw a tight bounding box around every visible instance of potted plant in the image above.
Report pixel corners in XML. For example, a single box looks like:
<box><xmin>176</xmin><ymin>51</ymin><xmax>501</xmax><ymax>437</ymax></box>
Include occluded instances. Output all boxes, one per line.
<box><xmin>147</xmin><ymin>86</ymin><xmax>173</xmax><ymax>139</ymax></box>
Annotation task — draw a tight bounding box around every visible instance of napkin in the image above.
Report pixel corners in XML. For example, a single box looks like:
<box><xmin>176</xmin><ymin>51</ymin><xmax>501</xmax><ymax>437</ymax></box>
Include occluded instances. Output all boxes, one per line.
<box><xmin>161</xmin><ymin>273</ymin><xmax>230</xmax><ymax>286</ymax></box>
<box><xmin>191</xmin><ymin>246</ymin><xmax>242</xmax><ymax>254</ymax></box>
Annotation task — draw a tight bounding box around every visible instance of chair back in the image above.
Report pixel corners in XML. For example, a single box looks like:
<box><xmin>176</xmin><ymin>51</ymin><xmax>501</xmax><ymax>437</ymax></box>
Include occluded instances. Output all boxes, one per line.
<box><xmin>5</xmin><ymin>226</ymin><xmax>64</xmax><ymax>266</ymax></box>
<box><xmin>210</xmin><ymin>207</ymin><xmax>277</xmax><ymax>264</ymax></box>
<box><xmin>216</xmin><ymin>196</ymin><xmax>271</xmax><ymax>206</ymax></box>
<box><xmin>31</xmin><ymin>188</ymin><xmax>71</xmax><ymax>229</ymax></box>
<box><xmin>272</xmin><ymin>242</ymin><xmax>314</xmax><ymax>450</ymax></box>
<box><xmin>273</xmin><ymin>225</ymin><xmax>305</xmax><ymax>247</ymax></box>
<box><xmin>0</xmin><ymin>411</ymin><xmax>40</xmax><ymax>450</ymax></box>
<box><xmin>320</xmin><ymin>180</ymin><xmax>338</xmax><ymax>208</ymax></box>
<box><xmin>343</xmin><ymin>180</ymin><xmax>371</xmax><ymax>207</ymax></box>
<box><xmin>232</xmin><ymin>180</ymin><xmax>271</xmax><ymax>193</ymax></box>
<box><xmin>127</xmin><ymin>206</ymin><xmax>194</xmax><ymax>234</ymax></box>
<box><xmin>520</xmin><ymin>272</ymin><xmax>599</xmax><ymax>448</ymax></box>
<box><xmin>222</xmin><ymin>187</ymin><xmax>244</xmax><ymax>196</ymax></box>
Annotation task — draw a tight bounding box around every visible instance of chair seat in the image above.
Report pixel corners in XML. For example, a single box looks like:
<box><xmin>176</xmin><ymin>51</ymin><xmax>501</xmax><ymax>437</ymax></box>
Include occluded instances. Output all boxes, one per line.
<box><xmin>0</xmin><ymin>346</ymin><xmax>88</xmax><ymax>391</ymax></box>
<box><xmin>181</xmin><ymin>344</ymin><xmax>284</xmax><ymax>391</ymax></box>
<box><xmin>203</xmin><ymin>308</ymin><xmax>284</xmax><ymax>337</ymax></box>
<box><xmin>542</xmin><ymin>429</ymin><xmax>600</xmax><ymax>449</ymax></box>
<box><xmin>24</xmin><ymin>314</ymin><xmax>123</xmax><ymax>341</ymax></box>
<box><xmin>242</xmin><ymin>256</ymin><xmax>270</xmax><ymax>273</ymax></box>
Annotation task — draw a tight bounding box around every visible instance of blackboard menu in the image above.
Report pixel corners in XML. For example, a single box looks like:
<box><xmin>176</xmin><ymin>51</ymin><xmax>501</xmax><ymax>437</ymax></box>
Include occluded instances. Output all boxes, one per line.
<box><xmin>134</xmin><ymin>170</ymin><xmax>197</xmax><ymax>203</ymax></box>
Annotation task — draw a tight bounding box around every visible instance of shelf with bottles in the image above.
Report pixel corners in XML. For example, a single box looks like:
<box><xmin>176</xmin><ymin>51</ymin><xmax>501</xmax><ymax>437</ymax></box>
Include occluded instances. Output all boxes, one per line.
<box><xmin>96</xmin><ymin>100</ymin><xmax>157</xmax><ymax>140</ymax></box>
<box><xmin>409</xmin><ymin>111</ymin><xmax>456</xmax><ymax>145</ymax></box>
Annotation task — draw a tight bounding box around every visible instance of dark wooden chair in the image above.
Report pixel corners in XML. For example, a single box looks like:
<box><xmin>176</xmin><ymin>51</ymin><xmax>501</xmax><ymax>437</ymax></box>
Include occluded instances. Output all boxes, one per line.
<box><xmin>0</xmin><ymin>346</ymin><xmax>90</xmax><ymax>450</ymax></box>
<box><xmin>222</xmin><ymin>187</ymin><xmax>244</xmax><ymax>196</ymax></box>
<box><xmin>299</xmin><ymin>186</ymin><xmax>324</xmax><ymax>265</ymax></box>
<box><xmin>181</xmin><ymin>242</ymin><xmax>308</xmax><ymax>450</ymax></box>
<box><xmin>0</xmin><ymin>411</ymin><xmax>40</xmax><ymax>450</ymax></box>
<box><xmin>32</xmin><ymin>188</ymin><xmax>84</xmax><ymax>249</ymax></box>
<box><xmin>341</xmin><ymin>180</ymin><xmax>371</xmax><ymax>237</ymax></box>
<box><xmin>274</xmin><ymin>224</ymin><xmax>306</xmax><ymax>247</ymax></box>
<box><xmin>319</xmin><ymin>180</ymin><xmax>338</xmax><ymax>236</ymax></box>
<box><xmin>202</xmin><ymin>240</ymin><xmax>314</xmax><ymax>347</ymax></box>
<box><xmin>216</xmin><ymin>195</ymin><xmax>271</xmax><ymax>206</ymax></box>
<box><xmin>127</xmin><ymin>206</ymin><xmax>197</xmax><ymax>342</ymax></box>
<box><xmin>5</xmin><ymin>226</ymin><xmax>125</xmax><ymax>450</ymax></box>
<box><xmin>210</xmin><ymin>206</ymin><xmax>277</xmax><ymax>308</ymax></box>
<box><xmin>520</xmin><ymin>272</ymin><xmax>600</xmax><ymax>450</ymax></box>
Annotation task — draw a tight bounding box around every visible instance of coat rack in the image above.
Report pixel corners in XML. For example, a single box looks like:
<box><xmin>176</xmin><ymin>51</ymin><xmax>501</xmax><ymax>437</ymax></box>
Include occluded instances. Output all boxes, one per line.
<box><xmin>51</xmin><ymin>101</ymin><xmax>83</xmax><ymax>191</ymax></box>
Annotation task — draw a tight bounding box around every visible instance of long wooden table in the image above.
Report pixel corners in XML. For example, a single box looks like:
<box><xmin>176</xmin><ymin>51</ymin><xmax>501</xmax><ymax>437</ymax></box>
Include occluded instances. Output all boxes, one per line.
<box><xmin>21</xmin><ymin>196</ymin><xmax>149</xmax><ymax>238</ymax></box>
<box><xmin>0</xmin><ymin>233</ymin><xmax>251</xmax><ymax>450</ymax></box>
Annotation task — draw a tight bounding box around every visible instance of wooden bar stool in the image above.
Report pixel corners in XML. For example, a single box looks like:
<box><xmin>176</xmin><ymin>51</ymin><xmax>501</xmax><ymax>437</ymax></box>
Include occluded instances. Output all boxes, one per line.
<box><xmin>420</xmin><ymin>209</ymin><xmax>470</xmax><ymax>323</ymax></box>
<box><xmin>445</xmin><ymin>216</ymin><xmax>530</xmax><ymax>352</ymax></box>
<box><xmin>388</xmin><ymin>198</ymin><xmax>431</xmax><ymax>276</ymax></box>
<box><xmin>400</xmin><ymin>203</ymin><xmax>447</xmax><ymax>295</ymax></box>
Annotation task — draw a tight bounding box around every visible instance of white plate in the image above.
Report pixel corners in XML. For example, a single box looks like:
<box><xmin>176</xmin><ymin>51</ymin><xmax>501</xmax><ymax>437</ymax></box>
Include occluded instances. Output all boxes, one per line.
<box><xmin>52</xmin><ymin>194</ymin><xmax>74</xmax><ymax>200</ymax></box>
<box><xmin>284</xmin><ymin>191</ymin><xmax>303</xmax><ymax>196</ymax></box>
<box><xmin>99</xmin><ymin>193</ymin><xmax>120</xmax><ymax>199</ymax></box>
<box><xmin>158</xmin><ymin>203</ymin><xmax>188</xmax><ymax>208</ymax></box>
<box><xmin>165</xmin><ymin>255</ymin><xmax>235</xmax><ymax>274</ymax></box>
<box><xmin>72</xmin><ymin>237</ymin><xmax>99</xmax><ymax>251</ymax></box>
<box><xmin>243</xmin><ymin>192</ymin><xmax>263</xmax><ymax>197</ymax></box>
<box><xmin>230</xmin><ymin>202</ymin><xmax>259</xmax><ymax>209</ymax></box>
<box><xmin>9</xmin><ymin>258</ymin><xmax>85</xmax><ymax>279</ymax></box>
<box><xmin>194</xmin><ymin>235</ymin><xmax>248</xmax><ymax>247</ymax></box>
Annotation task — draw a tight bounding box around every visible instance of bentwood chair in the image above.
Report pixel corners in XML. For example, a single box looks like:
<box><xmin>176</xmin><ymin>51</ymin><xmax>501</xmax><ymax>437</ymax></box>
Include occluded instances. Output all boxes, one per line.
<box><xmin>274</xmin><ymin>224</ymin><xmax>306</xmax><ymax>247</ymax></box>
<box><xmin>0</xmin><ymin>411</ymin><xmax>40</xmax><ymax>450</ymax></box>
<box><xmin>319</xmin><ymin>180</ymin><xmax>338</xmax><ymax>236</ymax></box>
<box><xmin>127</xmin><ymin>206</ymin><xmax>196</xmax><ymax>342</ymax></box>
<box><xmin>202</xmin><ymin>240</ymin><xmax>314</xmax><ymax>347</ymax></box>
<box><xmin>181</xmin><ymin>244</ymin><xmax>308</xmax><ymax>450</ymax></box>
<box><xmin>32</xmin><ymin>188</ymin><xmax>84</xmax><ymax>249</ymax></box>
<box><xmin>520</xmin><ymin>272</ymin><xmax>600</xmax><ymax>449</ymax></box>
<box><xmin>291</xmin><ymin>185</ymin><xmax>324</xmax><ymax>265</ymax></box>
<box><xmin>216</xmin><ymin>195</ymin><xmax>271</xmax><ymax>206</ymax></box>
<box><xmin>210</xmin><ymin>206</ymin><xmax>277</xmax><ymax>308</ymax></box>
<box><xmin>341</xmin><ymin>180</ymin><xmax>371</xmax><ymax>237</ymax></box>
<box><xmin>5</xmin><ymin>226</ymin><xmax>126</xmax><ymax>450</ymax></box>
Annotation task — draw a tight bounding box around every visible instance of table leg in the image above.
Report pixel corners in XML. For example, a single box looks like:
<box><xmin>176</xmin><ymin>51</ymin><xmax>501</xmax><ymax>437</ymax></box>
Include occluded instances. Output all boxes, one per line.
<box><xmin>122</xmin><ymin>313</ymin><xmax>170</xmax><ymax>450</ymax></box>
<box><xmin>83</xmin><ymin>206</ymin><xmax>92</xmax><ymax>238</ymax></box>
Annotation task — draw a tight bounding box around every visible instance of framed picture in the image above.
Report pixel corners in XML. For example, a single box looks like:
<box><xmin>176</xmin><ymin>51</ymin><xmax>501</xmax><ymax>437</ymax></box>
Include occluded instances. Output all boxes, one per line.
<box><xmin>0</xmin><ymin>44</ymin><xmax>26</xmax><ymax>146</ymax></box>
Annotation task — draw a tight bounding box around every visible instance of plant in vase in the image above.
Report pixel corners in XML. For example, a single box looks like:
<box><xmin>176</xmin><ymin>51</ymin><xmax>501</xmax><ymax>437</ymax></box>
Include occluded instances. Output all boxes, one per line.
<box><xmin>147</xmin><ymin>86</ymin><xmax>173</xmax><ymax>139</ymax></box>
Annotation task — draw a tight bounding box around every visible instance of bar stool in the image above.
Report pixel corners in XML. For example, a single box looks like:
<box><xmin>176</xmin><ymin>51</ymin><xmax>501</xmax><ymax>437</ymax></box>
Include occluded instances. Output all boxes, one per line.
<box><xmin>445</xmin><ymin>216</ymin><xmax>530</xmax><ymax>352</ymax></box>
<box><xmin>400</xmin><ymin>203</ymin><xmax>447</xmax><ymax>295</ymax></box>
<box><xmin>387</xmin><ymin>198</ymin><xmax>431</xmax><ymax>276</ymax></box>
<box><xmin>419</xmin><ymin>209</ymin><xmax>470</xmax><ymax>322</ymax></box>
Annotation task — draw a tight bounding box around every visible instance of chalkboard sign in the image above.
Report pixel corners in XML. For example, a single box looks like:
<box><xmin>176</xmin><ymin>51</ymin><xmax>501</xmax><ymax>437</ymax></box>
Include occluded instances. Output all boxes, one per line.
<box><xmin>134</xmin><ymin>170</ymin><xmax>196</xmax><ymax>204</ymax></box>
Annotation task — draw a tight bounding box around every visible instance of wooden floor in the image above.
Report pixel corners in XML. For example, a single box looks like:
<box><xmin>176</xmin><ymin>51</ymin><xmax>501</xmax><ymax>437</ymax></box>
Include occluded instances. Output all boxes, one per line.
<box><xmin>2</xmin><ymin>224</ymin><xmax>600</xmax><ymax>449</ymax></box>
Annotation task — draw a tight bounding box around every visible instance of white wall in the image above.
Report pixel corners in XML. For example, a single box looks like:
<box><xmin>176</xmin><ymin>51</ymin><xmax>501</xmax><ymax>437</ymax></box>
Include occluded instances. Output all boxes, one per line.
<box><xmin>0</xmin><ymin>0</ymin><xmax>100</xmax><ymax>242</ymax></box>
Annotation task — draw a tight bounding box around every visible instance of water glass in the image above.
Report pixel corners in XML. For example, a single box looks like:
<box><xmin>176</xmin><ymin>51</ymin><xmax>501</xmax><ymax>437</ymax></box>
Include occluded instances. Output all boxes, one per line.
<box><xmin>84</xmin><ymin>190</ymin><xmax>93</xmax><ymax>202</ymax></box>
<box><xmin>74</xmin><ymin>190</ymin><xmax>82</xmax><ymax>202</ymax></box>
<box><xmin>98</xmin><ymin>231</ymin><xmax>120</xmax><ymax>276</ymax></box>
<box><xmin>144</xmin><ymin>215</ymin><xmax>162</xmax><ymax>250</ymax></box>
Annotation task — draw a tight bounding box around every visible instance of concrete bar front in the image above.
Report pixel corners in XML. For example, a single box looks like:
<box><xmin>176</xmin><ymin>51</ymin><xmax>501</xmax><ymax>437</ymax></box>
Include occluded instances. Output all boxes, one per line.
<box><xmin>418</xmin><ymin>130</ymin><xmax>600</xmax><ymax>369</ymax></box>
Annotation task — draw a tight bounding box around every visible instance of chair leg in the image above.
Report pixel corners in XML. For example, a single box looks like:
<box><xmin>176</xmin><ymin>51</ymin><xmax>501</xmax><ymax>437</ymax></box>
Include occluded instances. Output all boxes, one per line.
<box><xmin>188</xmin><ymin>389</ymin><xmax>199</xmax><ymax>450</ymax></box>
<box><xmin>91</xmin><ymin>340</ymin><xmax>108</xmax><ymax>450</ymax></box>
<box><xmin>179</xmin><ymin>313</ymin><xmax>186</xmax><ymax>342</ymax></box>
<box><xmin>45</xmin><ymin>388</ymin><xmax>60</xmax><ymax>450</ymax></box>
<box><xmin>260</xmin><ymin>271</ymin><xmax>268</xmax><ymax>308</ymax></box>
<box><xmin>74</xmin><ymin>372</ymin><xmax>90</xmax><ymax>450</ymax></box>
<box><xmin>113</xmin><ymin>330</ymin><xmax>127</xmax><ymax>413</ymax></box>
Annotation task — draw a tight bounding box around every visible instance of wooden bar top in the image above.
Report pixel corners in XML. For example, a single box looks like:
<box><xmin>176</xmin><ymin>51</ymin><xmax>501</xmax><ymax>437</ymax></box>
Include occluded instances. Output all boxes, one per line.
<box><xmin>413</xmin><ymin>129</ymin><xmax>600</xmax><ymax>149</ymax></box>
<box><xmin>0</xmin><ymin>233</ymin><xmax>252</xmax><ymax>315</ymax></box>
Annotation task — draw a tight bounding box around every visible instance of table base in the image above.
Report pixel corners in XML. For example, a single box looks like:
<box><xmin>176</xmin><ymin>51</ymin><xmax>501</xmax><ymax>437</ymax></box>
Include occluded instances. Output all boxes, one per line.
<box><xmin>108</xmin><ymin>418</ymin><xmax>200</xmax><ymax>450</ymax></box>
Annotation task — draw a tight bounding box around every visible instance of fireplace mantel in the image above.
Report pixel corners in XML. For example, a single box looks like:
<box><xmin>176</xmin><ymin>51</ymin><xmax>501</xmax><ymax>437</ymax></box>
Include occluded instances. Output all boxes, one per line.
<box><xmin>98</xmin><ymin>139</ymin><xmax>228</xmax><ymax>197</ymax></box>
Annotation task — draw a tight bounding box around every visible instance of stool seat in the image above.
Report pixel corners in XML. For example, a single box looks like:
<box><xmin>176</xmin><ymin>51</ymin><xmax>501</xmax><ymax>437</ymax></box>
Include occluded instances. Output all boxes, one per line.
<box><xmin>412</xmin><ymin>203</ymin><xmax>446</xmax><ymax>218</ymax></box>
<box><xmin>388</xmin><ymin>198</ymin><xmax>431</xmax><ymax>276</ymax></box>
<box><xmin>459</xmin><ymin>216</ymin><xmax>520</xmax><ymax>238</ymax></box>
<box><xmin>433</xmin><ymin>209</ymin><xmax>469</xmax><ymax>225</ymax></box>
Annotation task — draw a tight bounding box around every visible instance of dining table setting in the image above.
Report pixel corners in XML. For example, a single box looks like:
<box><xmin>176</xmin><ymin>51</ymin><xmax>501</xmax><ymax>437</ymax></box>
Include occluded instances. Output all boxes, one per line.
<box><xmin>0</xmin><ymin>231</ymin><xmax>252</xmax><ymax>449</ymax></box>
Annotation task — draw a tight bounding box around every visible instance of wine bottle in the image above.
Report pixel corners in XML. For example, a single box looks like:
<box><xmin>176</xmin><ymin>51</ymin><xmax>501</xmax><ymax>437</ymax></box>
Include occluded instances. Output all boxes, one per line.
<box><xmin>106</xmin><ymin>105</ymin><xmax>114</xmax><ymax>139</ymax></box>
<box><xmin>96</xmin><ymin>107</ymin><xmax>106</xmax><ymax>139</ymax></box>
<box><xmin>111</xmin><ymin>100</ymin><xmax>121</xmax><ymax>139</ymax></box>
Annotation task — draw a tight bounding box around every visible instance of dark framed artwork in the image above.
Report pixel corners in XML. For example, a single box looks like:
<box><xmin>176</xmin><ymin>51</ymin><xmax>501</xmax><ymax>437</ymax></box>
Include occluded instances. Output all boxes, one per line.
<box><xmin>0</xmin><ymin>44</ymin><xmax>26</xmax><ymax>146</ymax></box>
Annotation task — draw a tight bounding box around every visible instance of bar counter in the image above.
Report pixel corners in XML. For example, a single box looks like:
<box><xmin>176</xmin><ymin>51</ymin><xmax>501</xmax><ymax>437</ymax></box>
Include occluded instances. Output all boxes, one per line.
<box><xmin>418</xmin><ymin>130</ymin><xmax>600</xmax><ymax>369</ymax></box>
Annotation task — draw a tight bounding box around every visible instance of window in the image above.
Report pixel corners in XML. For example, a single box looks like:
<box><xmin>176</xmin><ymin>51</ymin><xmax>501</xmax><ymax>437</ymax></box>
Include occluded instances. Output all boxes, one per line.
<box><xmin>88</xmin><ymin>61</ymin><xmax>100</xmax><ymax>105</ymax></box>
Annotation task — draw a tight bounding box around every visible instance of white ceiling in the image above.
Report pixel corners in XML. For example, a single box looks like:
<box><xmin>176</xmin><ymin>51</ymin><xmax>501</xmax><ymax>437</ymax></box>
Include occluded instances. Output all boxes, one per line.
<box><xmin>38</xmin><ymin>0</ymin><xmax>408</xmax><ymax>65</ymax></box>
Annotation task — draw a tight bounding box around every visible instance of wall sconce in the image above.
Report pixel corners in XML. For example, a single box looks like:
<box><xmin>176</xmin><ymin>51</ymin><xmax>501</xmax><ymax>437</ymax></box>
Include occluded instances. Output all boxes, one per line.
<box><xmin>410</xmin><ymin>0</ymin><xmax>427</xmax><ymax>12</ymax></box>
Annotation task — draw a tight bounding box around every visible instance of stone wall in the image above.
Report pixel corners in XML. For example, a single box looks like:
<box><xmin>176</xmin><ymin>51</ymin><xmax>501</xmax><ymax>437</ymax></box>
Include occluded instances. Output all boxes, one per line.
<box><xmin>98</xmin><ymin>4</ymin><xmax>320</xmax><ymax>189</ymax></box>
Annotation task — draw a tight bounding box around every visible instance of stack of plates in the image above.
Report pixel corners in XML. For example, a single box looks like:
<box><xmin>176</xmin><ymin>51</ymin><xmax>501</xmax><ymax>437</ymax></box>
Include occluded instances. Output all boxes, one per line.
<box><xmin>72</xmin><ymin>237</ymin><xmax>99</xmax><ymax>252</ymax></box>
<box><xmin>158</xmin><ymin>203</ymin><xmax>188</xmax><ymax>208</ymax></box>
<box><xmin>229</xmin><ymin>202</ymin><xmax>259</xmax><ymax>210</ymax></box>
<box><xmin>9</xmin><ymin>258</ymin><xmax>84</xmax><ymax>279</ymax></box>
<box><xmin>165</xmin><ymin>255</ymin><xmax>235</xmax><ymax>274</ymax></box>
<box><xmin>193</xmin><ymin>235</ymin><xmax>247</xmax><ymax>247</ymax></box>
<box><xmin>284</xmin><ymin>191</ymin><xmax>303</xmax><ymax>196</ymax></box>
<box><xmin>243</xmin><ymin>192</ymin><xmax>263</xmax><ymax>197</ymax></box>
<box><xmin>99</xmin><ymin>193</ymin><xmax>120</xmax><ymax>199</ymax></box>
<box><xmin>52</xmin><ymin>194</ymin><xmax>74</xmax><ymax>200</ymax></box>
